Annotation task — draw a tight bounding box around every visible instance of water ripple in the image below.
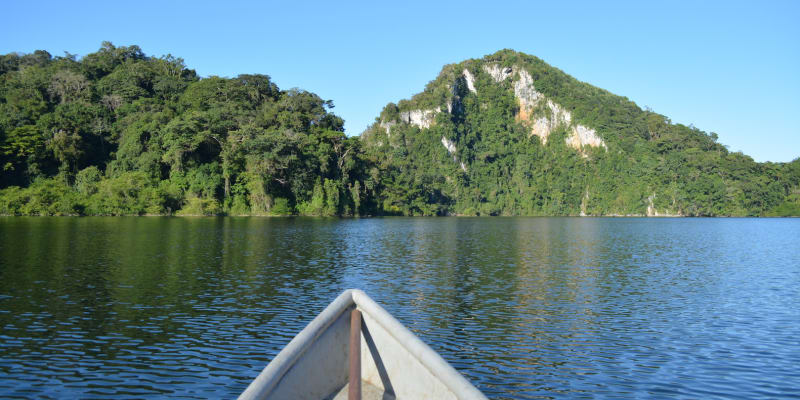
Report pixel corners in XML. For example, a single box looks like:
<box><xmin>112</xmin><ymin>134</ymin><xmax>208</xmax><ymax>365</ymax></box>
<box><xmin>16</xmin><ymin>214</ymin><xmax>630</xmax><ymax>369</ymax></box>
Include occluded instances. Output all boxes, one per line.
<box><xmin>0</xmin><ymin>217</ymin><xmax>799</xmax><ymax>399</ymax></box>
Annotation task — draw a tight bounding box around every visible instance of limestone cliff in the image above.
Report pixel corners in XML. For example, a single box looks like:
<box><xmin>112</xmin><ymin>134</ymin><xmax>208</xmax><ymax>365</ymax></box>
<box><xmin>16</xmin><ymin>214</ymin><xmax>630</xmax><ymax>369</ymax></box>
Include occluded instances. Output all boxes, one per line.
<box><xmin>359</xmin><ymin>50</ymin><xmax>782</xmax><ymax>217</ymax></box>
<box><xmin>372</xmin><ymin>59</ymin><xmax>607</xmax><ymax>162</ymax></box>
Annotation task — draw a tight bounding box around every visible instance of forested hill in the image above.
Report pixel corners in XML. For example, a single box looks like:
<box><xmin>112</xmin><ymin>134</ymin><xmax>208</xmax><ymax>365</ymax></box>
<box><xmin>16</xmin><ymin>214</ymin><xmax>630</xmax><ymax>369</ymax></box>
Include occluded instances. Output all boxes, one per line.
<box><xmin>1</xmin><ymin>45</ymin><xmax>798</xmax><ymax>216</ymax></box>
<box><xmin>361</xmin><ymin>49</ymin><xmax>800</xmax><ymax>216</ymax></box>
<box><xmin>0</xmin><ymin>43</ymin><xmax>380</xmax><ymax>216</ymax></box>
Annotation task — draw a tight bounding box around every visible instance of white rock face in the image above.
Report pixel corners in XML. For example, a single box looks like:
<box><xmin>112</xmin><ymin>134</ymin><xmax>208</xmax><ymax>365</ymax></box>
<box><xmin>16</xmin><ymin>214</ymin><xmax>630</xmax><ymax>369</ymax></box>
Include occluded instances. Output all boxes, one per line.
<box><xmin>646</xmin><ymin>192</ymin><xmax>682</xmax><ymax>217</ymax></box>
<box><xmin>580</xmin><ymin>189</ymin><xmax>589</xmax><ymax>216</ymax></box>
<box><xmin>529</xmin><ymin>100</ymin><xmax>576</xmax><ymax>144</ymax></box>
<box><xmin>530</xmin><ymin>117</ymin><xmax>552</xmax><ymax>143</ymax></box>
<box><xmin>509</xmin><ymin>67</ymin><xmax>606</xmax><ymax>150</ymax></box>
<box><xmin>462</xmin><ymin>69</ymin><xmax>477</xmax><ymax>93</ymax></box>
<box><xmin>483</xmin><ymin>64</ymin><xmax>513</xmax><ymax>82</ymax></box>
<box><xmin>566</xmin><ymin>125</ymin><xmax>607</xmax><ymax>150</ymax></box>
<box><xmin>513</xmin><ymin>69</ymin><xmax>542</xmax><ymax>107</ymax></box>
<box><xmin>400</xmin><ymin>109</ymin><xmax>438</xmax><ymax>129</ymax></box>
<box><xmin>441</xmin><ymin>136</ymin><xmax>467</xmax><ymax>172</ymax></box>
<box><xmin>547</xmin><ymin>100</ymin><xmax>571</xmax><ymax>125</ymax></box>
<box><xmin>441</xmin><ymin>136</ymin><xmax>457</xmax><ymax>154</ymax></box>
<box><xmin>647</xmin><ymin>193</ymin><xmax>657</xmax><ymax>217</ymax></box>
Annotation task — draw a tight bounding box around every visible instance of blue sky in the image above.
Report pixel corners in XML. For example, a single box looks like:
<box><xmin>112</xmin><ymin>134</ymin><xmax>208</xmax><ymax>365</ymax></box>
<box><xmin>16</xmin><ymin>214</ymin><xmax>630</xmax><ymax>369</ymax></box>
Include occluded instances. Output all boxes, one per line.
<box><xmin>2</xmin><ymin>0</ymin><xmax>798</xmax><ymax>162</ymax></box>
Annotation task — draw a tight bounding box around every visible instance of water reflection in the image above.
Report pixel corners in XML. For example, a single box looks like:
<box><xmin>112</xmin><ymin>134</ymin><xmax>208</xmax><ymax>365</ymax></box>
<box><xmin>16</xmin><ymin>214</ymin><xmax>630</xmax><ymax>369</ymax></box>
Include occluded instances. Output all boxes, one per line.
<box><xmin>1</xmin><ymin>217</ymin><xmax>799</xmax><ymax>399</ymax></box>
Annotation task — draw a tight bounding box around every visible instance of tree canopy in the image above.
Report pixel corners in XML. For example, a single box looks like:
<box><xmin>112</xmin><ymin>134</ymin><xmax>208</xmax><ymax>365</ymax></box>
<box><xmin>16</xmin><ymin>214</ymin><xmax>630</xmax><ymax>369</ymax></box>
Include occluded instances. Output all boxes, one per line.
<box><xmin>0</xmin><ymin>43</ymin><xmax>377</xmax><ymax>216</ymax></box>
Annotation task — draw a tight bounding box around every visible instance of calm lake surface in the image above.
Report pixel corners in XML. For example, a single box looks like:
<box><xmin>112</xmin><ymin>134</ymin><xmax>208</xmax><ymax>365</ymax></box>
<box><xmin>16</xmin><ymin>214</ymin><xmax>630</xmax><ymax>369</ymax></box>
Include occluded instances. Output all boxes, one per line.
<box><xmin>0</xmin><ymin>217</ymin><xmax>798</xmax><ymax>399</ymax></box>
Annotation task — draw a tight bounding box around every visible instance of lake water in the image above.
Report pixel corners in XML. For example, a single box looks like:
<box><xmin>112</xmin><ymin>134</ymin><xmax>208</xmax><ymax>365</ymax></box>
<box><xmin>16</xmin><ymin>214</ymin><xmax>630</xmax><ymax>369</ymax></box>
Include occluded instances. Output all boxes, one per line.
<box><xmin>0</xmin><ymin>217</ymin><xmax>798</xmax><ymax>399</ymax></box>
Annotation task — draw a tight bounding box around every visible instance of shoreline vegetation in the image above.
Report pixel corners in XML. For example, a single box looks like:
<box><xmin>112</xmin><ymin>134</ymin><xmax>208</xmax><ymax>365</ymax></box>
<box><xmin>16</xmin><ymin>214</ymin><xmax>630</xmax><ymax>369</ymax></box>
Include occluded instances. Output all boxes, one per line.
<box><xmin>1</xmin><ymin>211</ymin><xmax>796</xmax><ymax>218</ymax></box>
<box><xmin>2</xmin><ymin>43</ymin><xmax>799</xmax><ymax>217</ymax></box>
<box><xmin>1</xmin><ymin>213</ymin><xmax>796</xmax><ymax>218</ymax></box>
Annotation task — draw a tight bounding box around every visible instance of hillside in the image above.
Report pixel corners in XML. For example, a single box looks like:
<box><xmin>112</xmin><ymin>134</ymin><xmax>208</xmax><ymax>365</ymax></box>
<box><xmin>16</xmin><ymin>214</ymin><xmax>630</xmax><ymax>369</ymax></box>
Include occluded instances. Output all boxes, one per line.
<box><xmin>0</xmin><ymin>43</ymin><xmax>378</xmax><ymax>216</ymax></box>
<box><xmin>361</xmin><ymin>49</ymin><xmax>800</xmax><ymax>216</ymax></box>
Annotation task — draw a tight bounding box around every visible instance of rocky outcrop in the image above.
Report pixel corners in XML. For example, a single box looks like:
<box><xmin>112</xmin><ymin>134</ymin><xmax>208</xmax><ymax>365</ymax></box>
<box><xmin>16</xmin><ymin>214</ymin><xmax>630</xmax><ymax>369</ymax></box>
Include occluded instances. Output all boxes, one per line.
<box><xmin>377</xmin><ymin>107</ymin><xmax>439</xmax><ymax>138</ymax></box>
<box><xmin>580</xmin><ymin>189</ymin><xmax>589</xmax><ymax>216</ymax></box>
<box><xmin>441</xmin><ymin>136</ymin><xmax>467</xmax><ymax>172</ymax></box>
<box><xmin>513</xmin><ymin>69</ymin><xmax>543</xmax><ymax>109</ymax></box>
<box><xmin>524</xmin><ymin>99</ymin><xmax>572</xmax><ymax>144</ymax></box>
<box><xmin>441</xmin><ymin>136</ymin><xmax>457</xmax><ymax>154</ymax></box>
<box><xmin>567</xmin><ymin>125</ymin><xmax>606</xmax><ymax>150</ymax></box>
<box><xmin>510</xmin><ymin>68</ymin><xmax>606</xmax><ymax>151</ymax></box>
<box><xmin>400</xmin><ymin>109</ymin><xmax>439</xmax><ymax>129</ymax></box>
<box><xmin>381</xmin><ymin>62</ymin><xmax>606</xmax><ymax>158</ymax></box>
<box><xmin>646</xmin><ymin>193</ymin><xmax>683</xmax><ymax>217</ymax></box>
<box><xmin>462</xmin><ymin>69</ymin><xmax>477</xmax><ymax>93</ymax></box>
<box><xmin>530</xmin><ymin>117</ymin><xmax>552</xmax><ymax>143</ymax></box>
<box><xmin>514</xmin><ymin>70</ymin><xmax>565</xmax><ymax>144</ymax></box>
<box><xmin>646</xmin><ymin>193</ymin><xmax>657</xmax><ymax>216</ymax></box>
<box><xmin>484</xmin><ymin>64</ymin><xmax>512</xmax><ymax>82</ymax></box>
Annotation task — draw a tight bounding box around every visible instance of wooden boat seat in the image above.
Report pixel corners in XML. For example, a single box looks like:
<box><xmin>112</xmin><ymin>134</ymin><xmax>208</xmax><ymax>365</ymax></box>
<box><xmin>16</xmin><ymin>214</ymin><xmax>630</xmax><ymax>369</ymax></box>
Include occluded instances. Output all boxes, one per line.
<box><xmin>327</xmin><ymin>380</ymin><xmax>395</xmax><ymax>400</ymax></box>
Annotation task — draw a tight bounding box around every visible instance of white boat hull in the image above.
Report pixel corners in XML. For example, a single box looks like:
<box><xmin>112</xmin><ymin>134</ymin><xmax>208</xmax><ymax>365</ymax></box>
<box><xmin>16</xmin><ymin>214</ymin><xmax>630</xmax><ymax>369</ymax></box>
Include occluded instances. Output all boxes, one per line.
<box><xmin>239</xmin><ymin>289</ymin><xmax>486</xmax><ymax>400</ymax></box>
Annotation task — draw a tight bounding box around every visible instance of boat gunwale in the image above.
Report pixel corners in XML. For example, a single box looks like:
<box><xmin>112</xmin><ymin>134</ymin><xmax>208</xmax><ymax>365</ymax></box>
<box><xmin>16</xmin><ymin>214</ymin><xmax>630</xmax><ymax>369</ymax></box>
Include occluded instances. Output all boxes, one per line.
<box><xmin>239</xmin><ymin>289</ymin><xmax>486</xmax><ymax>399</ymax></box>
<box><xmin>239</xmin><ymin>290</ymin><xmax>356</xmax><ymax>399</ymax></box>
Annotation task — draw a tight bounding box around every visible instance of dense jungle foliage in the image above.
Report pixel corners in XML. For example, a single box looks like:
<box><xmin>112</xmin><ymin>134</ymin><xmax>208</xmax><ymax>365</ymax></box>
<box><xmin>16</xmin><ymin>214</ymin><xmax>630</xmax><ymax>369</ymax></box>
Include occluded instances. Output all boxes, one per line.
<box><xmin>361</xmin><ymin>49</ymin><xmax>800</xmax><ymax>216</ymax></box>
<box><xmin>0</xmin><ymin>42</ymin><xmax>379</xmax><ymax>216</ymax></box>
<box><xmin>1</xmin><ymin>45</ymin><xmax>798</xmax><ymax>216</ymax></box>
